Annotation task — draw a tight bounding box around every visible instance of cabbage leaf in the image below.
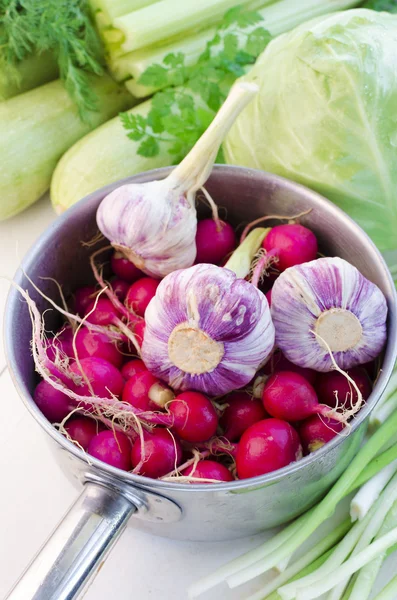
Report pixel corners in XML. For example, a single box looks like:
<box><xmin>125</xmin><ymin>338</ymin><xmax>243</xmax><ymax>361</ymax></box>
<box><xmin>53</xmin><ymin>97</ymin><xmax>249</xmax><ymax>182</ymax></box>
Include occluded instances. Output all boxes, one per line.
<box><xmin>224</xmin><ymin>9</ymin><xmax>397</xmax><ymax>253</ymax></box>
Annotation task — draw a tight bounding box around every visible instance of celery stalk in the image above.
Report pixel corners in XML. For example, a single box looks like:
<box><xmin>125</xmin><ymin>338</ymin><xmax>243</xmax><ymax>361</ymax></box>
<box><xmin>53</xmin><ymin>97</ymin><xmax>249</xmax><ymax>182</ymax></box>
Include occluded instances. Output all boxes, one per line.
<box><xmin>0</xmin><ymin>53</ymin><xmax>58</xmax><ymax>101</ymax></box>
<box><xmin>0</xmin><ymin>75</ymin><xmax>134</xmax><ymax>220</ymax></box>
<box><xmin>112</xmin><ymin>0</ymin><xmax>362</xmax><ymax>95</ymax></box>
<box><xmin>50</xmin><ymin>99</ymin><xmax>171</xmax><ymax>214</ymax></box>
<box><xmin>113</xmin><ymin>0</ymin><xmax>276</xmax><ymax>54</ymax></box>
<box><xmin>90</xmin><ymin>0</ymin><xmax>158</xmax><ymax>20</ymax></box>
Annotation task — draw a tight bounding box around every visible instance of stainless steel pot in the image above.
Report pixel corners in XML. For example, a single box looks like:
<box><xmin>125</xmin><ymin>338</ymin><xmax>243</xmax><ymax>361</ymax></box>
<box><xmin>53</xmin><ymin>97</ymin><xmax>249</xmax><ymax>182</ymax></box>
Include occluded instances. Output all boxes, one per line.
<box><xmin>4</xmin><ymin>166</ymin><xmax>397</xmax><ymax>600</ymax></box>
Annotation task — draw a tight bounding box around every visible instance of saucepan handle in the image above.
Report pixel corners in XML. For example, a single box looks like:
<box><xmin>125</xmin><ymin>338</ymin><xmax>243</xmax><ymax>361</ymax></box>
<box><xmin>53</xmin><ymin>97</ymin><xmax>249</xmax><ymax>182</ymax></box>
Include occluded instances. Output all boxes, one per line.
<box><xmin>5</xmin><ymin>482</ymin><xmax>137</xmax><ymax>600</ymax></box>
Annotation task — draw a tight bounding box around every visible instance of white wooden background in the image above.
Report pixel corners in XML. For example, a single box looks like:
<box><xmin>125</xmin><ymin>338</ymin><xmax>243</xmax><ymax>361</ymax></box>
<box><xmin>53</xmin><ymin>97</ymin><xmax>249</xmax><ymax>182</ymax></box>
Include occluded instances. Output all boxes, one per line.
<box><xmin>0</xmin><ymin>194</ymin><xmax>395</xmax><ymax>600</ymax></box>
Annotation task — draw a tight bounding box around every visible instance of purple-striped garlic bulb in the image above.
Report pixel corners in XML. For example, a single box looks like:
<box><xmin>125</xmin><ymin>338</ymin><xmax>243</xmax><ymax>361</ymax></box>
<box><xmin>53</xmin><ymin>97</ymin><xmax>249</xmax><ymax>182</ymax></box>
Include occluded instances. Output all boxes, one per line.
<box><xmin>96</xmin><ymin>82</ymin><xmax>258</xmax><ymax>279</ymax></box>
<box><xmin>141</xmin><ymin>264</ymin><xmax>275</xmax><ymax>396</ymax></box>
<box><xmin>271</xmin><ymin>257</ymin><xmax>387</xmax><ymax>372</ymax></box>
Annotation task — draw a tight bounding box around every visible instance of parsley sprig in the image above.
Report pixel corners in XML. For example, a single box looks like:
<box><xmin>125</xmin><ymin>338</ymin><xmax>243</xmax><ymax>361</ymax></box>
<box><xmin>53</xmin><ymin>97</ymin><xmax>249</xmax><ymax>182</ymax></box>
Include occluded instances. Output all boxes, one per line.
<box><xmin>0</xmin><ymin>0</ymin><xmax>104</xmax><ymax>119</ymax></box>
<box><xmin>120</xmin><ymin>6</ymin><xmax>271</xmax><ymax>162</ymax></box>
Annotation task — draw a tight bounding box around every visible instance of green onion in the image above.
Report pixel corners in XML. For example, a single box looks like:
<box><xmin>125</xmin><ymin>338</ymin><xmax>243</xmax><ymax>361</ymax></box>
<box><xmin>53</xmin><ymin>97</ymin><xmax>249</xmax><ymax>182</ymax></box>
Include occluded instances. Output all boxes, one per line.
<box><xmin>372</xmin><ymin>571</ymin><xmax>397</xmax><ymax>600</ymax></box>
<box><xmin>290</xmin><ymin>527</ymin><xmax>397</xmax><ymax>600</ymax></box>
<box><xmin>244</xmin><ymin>520</ymin><xmax>352</xmax><ymax>600</ymax></box>
<box><xmin>346</xmin><ymin>500</ymin><xmax>397</xmax><ymax>600</ymax></box>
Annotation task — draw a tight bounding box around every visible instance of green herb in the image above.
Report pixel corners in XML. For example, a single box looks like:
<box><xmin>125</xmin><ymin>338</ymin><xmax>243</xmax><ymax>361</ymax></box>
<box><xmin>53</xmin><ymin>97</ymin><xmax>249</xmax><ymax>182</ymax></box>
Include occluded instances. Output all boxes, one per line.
<box><xmin>0</xmin><ymin>0</ymin><xmax>104</xmax><ymax>119</ymax></box>
<box><xmin>120</xmin><ymin>5</ymin><xmax>271</xmax><ymax>161</ymax></box>
<box><xmin>363</xmin><ymin>0</ymin><xmax>397</xmax><ymax>11</ymax></box>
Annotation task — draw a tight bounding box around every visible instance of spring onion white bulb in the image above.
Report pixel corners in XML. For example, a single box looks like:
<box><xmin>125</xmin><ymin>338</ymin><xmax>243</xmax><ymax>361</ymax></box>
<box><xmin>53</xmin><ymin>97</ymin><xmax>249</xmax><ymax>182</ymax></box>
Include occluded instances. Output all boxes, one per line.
<box><xmin>271</xmin><ymin>257</ymin><xmax>387</xmax><ymax>372</ymax></box>
<box><xmin>141</xmin><ymin>263</ymin><xmax>275</xmax><ymax>395</ymax></box>
<box><xmin>96</xmin><ymin>82</ymin><xmax>258</xmax><ymax>279</ymax></box>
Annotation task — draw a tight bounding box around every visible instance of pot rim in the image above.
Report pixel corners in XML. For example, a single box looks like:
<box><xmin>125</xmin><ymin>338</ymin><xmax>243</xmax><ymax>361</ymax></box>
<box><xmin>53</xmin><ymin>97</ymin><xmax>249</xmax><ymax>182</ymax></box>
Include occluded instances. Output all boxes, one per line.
<box><xmin>5</xmin><ymin>165</ymin><xmax>397</xmax><ymax>493</ymax></box>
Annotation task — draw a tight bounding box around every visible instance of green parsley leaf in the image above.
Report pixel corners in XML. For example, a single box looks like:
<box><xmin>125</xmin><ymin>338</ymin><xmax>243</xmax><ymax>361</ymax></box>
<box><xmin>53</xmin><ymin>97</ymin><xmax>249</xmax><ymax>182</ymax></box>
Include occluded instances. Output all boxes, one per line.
<box><xmin>138</xmin><ymin>136</ymin><xmax>160</xmax><ymax>158</ymax></box>
<box><xmin>121</xmin><ymin>6</ymin><xmax>272</xmax><ymax>162</ymax></box>
<box><xmin>245</xmin><ymin>28</ymin><xmax>272</xmax><ymax>57</ymax></box>
<box><xmin>138</xmin><ymin>64</ymin><xmax>169</xmax><ymax>87</ymax></box>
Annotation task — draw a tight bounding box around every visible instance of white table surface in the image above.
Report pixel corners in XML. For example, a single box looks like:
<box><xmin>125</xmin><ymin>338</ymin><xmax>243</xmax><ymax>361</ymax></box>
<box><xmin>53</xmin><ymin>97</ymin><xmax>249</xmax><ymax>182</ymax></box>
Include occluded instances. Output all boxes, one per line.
<box><xmin>0</xmin><ymin>194</ymin><xmax>396</xmax><ymax>600</ymax></box>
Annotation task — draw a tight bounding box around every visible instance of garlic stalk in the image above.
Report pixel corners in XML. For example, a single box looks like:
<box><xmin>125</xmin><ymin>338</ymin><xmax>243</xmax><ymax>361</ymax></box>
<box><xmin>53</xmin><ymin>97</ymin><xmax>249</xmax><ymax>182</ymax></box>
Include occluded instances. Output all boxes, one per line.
<box><xmin>271</xmin><ymin>257</ymin><xmax>387</xmax><ymax>372</ymax></box>
<box><xmin>141</xmin><ymin>263</ymin><xmax>275</xmax><ymax>395</ymax></box>
<box><xmin>96</xmin><ymin>81</ymin><xmax>258</xmax><ymax>279</ymax></box>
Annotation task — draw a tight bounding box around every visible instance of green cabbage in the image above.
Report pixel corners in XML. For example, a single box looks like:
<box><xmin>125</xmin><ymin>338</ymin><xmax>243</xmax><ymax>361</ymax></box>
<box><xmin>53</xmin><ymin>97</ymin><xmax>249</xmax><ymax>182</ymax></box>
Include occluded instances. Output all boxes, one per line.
<box><xmin>224</xmin><ymin>9</ymin><xmax>397</xmax><ymax>253</ymax></box>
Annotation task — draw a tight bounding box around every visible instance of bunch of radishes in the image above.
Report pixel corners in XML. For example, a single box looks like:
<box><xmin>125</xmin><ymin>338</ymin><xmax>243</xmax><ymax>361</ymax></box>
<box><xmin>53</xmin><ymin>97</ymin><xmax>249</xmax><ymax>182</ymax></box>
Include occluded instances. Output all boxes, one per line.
<box><xmin>32</xmin><ymin>215</ymin><xmax>382</xmax><ymax>484</ymax></box>
<box><xmin>29</xmin><ymin>83</ymin><xmax>387</xmax><ymax>484</ymax></box>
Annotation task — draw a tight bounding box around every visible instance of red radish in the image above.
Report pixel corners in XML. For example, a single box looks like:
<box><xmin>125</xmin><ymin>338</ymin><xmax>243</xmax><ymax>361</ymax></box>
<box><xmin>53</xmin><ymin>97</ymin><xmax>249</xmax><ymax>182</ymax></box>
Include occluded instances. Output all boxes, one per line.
<box><xmin>70</xmin><ymin>357</ymin><xmax>124</xmax><ymax>399</ymax></box>
<box><xmin>265</xmin><ymin>289</ymin><xmax>272</xmax><ymax>307</ymax></box>
<box><xmin>262</xmin><ymin>223</ymin><xmax>318</xmax><ymax>272</ymax></box>
<box><xmin>88</xmin><ymin>430</ymin><xmax>131</xmax><ymax>470</ymax></box>
<box><xmin>64</xmin><ymin>417</ymin><xmax>100</xmax><ymax>450</ymax></box>
<box><xmin>220</xmin><ymin>391</ymin><xmax>266</xmax><ymax>442</ymax></box>
<box><xmin>264</xmin><ymin>352</ymin><xmax>317</xmax><ymax>385</ymax></box>
<box><xmin>182</xmin><ymin>460</ymin><xmax>234</xmax><ymax>483</ymax></box>
<box><xmin>315</xmin><ymin>367</ymin><xmax>372</xmax><ymax>412</ymax></box>
<box><xmin>125</xmin><ymin>277</ymin><xmax>160</xmax><ymax>317</ymax></box>
<box><xmin>46</xmin><ymin>326</ymin><xmax>75</xmax><ymax>361</ymax></box>
<box><xmin>195</xmin><ymin>219</ymin><xmax>236</xmax><ymax>265</ymax></box>
<box><xmin>121</xmin><ymin>359</ymin><xmax>148</xmax><ymax>380</ymax></box>
<box><xmin>168</xmin><ymin>391</ymin><xmax>218</xmax><ymax>443</ymax></box>
<box><xmin>299</xmin><ymin>415</ymin><xmax>344</xmax><ymax>454</ymax></box>
<box><xmin>74</xmin><ymin>327</ymin><xmax>123</xmax><ymax>368</ymax></box>
<box><xmin>111</xmin><ymin>278</ymin><xmax>130</xmax><ymax>302</ymax></box>
<box><xmin>236</xmin><ymin>419</ymin><xmax>302</xmax><ymax>478</ymax></box>
<box><xmin>133</xmin><ymin>318</ymin><xmax>145</xmax><ymax>346</ymax></box>
<box><xmin>74</xmin><ymin>286</ymin><xmax>98</xmax><ymax>315</ymax></box>
<box><xmin>262</xmin><ymin>371</ymin><xmax>334</xmax><ymax>423</ymax></box>
<box><xmin>85</xmin><ymin>297</ymin><xmax>121</xmax><ymax>327</ymax></box>
<box><xmin>131</xmin><ymin>428</ymin><xmax>182</xmax><ymax>478</ymax></box>
<box><xmin>34</xmin><ymin>380</ymin><xmax>71</xmax><ymax>422</ymax></box>
<box><xmin>122</xmin><ymin>371</ymin><xmax>174</xmax><ymax>411</ymax></box>
<box><xmin>111</xmin><ymin>251</ymin><xmax>143</xmax><ymax>282</ymax></box>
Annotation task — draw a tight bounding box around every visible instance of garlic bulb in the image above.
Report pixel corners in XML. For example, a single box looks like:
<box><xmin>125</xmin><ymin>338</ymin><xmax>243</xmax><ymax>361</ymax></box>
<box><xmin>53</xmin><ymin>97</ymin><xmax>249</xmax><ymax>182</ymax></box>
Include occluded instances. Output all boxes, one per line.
<box><xmin>141</xmin><ymin>264</ymin><xmax>275</xmax><ymax>395</ymax></box>
<box><xmin>271</xmin><ymin>257</ymin><xmax>388</xmax><ymax>372</ymax></box>
<box><xmin>96</xmin><ymin>82</ymin><xmax>258</xmax><ymax>279</ymax></box>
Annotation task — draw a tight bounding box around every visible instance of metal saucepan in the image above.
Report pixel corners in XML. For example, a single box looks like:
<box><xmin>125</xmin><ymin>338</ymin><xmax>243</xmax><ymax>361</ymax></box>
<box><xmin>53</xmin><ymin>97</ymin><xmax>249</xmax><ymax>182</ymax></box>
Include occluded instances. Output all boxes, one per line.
<box><xmin>4</xmin><ymin>166</ymin><xmax>397</xmax><ymax>600</ymax></box>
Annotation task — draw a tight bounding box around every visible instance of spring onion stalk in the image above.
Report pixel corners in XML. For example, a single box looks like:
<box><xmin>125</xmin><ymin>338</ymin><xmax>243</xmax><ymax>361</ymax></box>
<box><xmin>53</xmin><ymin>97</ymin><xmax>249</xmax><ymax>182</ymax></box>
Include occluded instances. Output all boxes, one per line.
<box><xmin>346</xmin><ymin>500</ymin><xmax>397</xmax><ymax>600</ymax></box>
<box><xmin>275</xmin><ymin>471</ymin><xmax>397</xmax><ymax>600</ymax></box>
<box><xmin>247</xmin><ymin>502</ymin><xmax>379</xmax><ymax>597</ymax></box>
<box><xmin>372</xmin><ymin>571</ymin><xmax>397</xmax><ymax>600</ymax></box>
<box><xmin>350</xmin><ymin>460</ymin><xmax>397</xmax><ymax>521</ymax></box>
<box><xmin>326</xmin><ymin>475</ymin><xmax>397</xmax><ymax>600</ymax></box>
<box><xmin>348</xmin><ymin>444</ymin><xmax>397</xmax><ymax>494</ymax></box>
<box><xmin>289</xmin><ymin>527</ymin><xmax>397</xmax><ymax>600</ymax></box>
<box><xmin>187</xmin><ymin>512</ymin><xmax>309</xmax><ymax>599</ymax></box>
<box><xmin>0</xmin><ymin>75</ymin><xmax>133</xmax><ymax>220</ymax></box>
<box><xmin>244</xmin><ymin>520</ymin><xmax>352</xmax><ymax>600</ymax></box>
<box><xmin>274</xmin><ymin>555</ymin><xmax>292</xmax><ymax>574</ymax></box>
<box><xmin>112</xmin><ymin>0</ymin><xmax>275</xmax><ymax>55</ymax></box>
<box><xmin>0</xmin><ymin>53</ymin><xmax>58</xmax><ymax>101</ymax></box>
<box><xmin>190</xmin><ymin>411</ymin><xmax>397</xmax><ymax>597</ymax></box>
<box><xmin>111</xmin><ymin>0</ymin><xmax>362</xmax><ymax>94</ymax></box>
